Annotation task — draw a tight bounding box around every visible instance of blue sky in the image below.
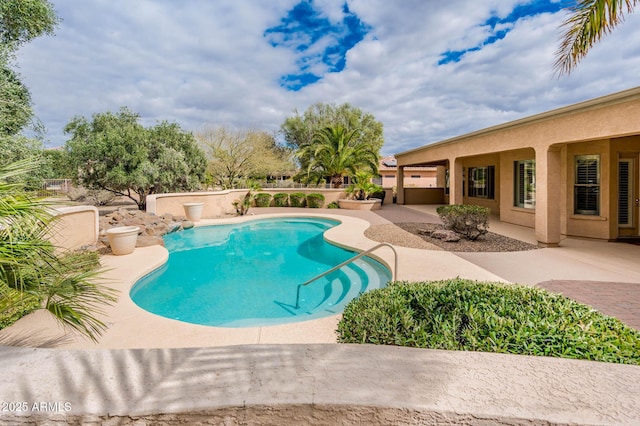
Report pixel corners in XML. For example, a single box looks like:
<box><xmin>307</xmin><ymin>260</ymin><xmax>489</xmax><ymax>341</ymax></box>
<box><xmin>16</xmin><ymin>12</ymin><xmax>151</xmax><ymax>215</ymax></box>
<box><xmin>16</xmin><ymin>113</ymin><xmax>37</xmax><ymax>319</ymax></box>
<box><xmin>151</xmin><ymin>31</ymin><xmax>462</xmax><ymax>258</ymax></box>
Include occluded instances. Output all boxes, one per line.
<box><xmin>15</xmin><ymin>0</ymin><xmax>640</xmax><ymax>155</ymax></box>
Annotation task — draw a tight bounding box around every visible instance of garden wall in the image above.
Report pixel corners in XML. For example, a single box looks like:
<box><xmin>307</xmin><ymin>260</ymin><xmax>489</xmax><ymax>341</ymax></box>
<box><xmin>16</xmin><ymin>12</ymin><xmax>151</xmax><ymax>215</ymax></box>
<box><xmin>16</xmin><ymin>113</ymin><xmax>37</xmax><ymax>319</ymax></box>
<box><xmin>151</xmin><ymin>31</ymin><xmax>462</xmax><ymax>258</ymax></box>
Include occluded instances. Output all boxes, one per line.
<box><xmin>147</xmin><ymin>189</ymin><xmax>347</xmax><ymax>218</ymax></box>
<box><xmin>49</xmin><ymin>205</ymin><xmax>100</xmax><ymax>251</ymax></box>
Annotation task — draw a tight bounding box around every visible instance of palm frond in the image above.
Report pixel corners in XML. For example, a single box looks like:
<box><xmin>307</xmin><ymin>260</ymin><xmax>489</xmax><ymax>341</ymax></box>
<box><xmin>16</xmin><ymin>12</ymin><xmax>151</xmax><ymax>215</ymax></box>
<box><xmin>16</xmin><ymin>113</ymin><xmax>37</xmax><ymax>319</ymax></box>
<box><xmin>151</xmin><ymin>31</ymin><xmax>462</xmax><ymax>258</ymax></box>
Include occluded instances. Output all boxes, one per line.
<box><xmin>555</xmin><ymin>0</ymin><xmax>637</xmax><ymax>76</ymax></box>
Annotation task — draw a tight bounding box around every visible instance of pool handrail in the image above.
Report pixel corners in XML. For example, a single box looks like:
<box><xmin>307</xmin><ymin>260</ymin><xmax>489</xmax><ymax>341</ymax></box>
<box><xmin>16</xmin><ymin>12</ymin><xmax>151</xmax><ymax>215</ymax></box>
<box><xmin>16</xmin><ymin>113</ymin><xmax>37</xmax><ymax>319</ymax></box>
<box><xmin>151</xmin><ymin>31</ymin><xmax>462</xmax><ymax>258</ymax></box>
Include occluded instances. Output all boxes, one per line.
<box><xmin>294</xmin><ymin>242</ymin><xmax>398</xmax><ymax>309</ymax></box>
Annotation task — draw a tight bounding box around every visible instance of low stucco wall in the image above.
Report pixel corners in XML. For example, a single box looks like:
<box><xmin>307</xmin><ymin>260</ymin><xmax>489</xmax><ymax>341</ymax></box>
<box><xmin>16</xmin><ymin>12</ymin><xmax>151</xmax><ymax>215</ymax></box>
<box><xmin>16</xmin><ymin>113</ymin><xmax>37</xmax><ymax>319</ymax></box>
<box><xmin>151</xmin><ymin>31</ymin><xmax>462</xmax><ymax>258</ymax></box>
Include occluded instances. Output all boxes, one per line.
<box><xmin>49</xmin><ymin>205</ymin><xmax>99</xmax><ymax>251</ymax></box>
<box><xmin>147</xmin><ymin>189</ymin><xmax>347</xmax><ymax>217</ymax></box>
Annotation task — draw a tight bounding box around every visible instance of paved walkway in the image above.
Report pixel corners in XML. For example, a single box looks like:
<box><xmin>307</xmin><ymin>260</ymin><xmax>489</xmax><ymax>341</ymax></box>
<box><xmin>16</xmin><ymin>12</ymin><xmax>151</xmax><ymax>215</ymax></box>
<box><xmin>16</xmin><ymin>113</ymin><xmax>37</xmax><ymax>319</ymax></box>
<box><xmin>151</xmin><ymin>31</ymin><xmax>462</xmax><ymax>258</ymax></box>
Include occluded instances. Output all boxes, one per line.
<box><xmin>383</xmin><ymin>204</ymin><xmax>640</xmax><ymax>331</ymax></box>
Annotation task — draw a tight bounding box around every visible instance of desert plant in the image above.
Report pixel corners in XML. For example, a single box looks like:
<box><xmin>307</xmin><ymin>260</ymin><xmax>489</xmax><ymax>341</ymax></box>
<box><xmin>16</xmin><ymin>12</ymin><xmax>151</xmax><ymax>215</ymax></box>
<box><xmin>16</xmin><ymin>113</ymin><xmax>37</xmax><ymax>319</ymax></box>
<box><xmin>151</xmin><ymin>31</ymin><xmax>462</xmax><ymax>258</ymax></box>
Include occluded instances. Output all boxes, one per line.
<box><xmin>337</xmin><ymin>279</ymin><xmax>640</xmax><ymax>364</ymax></box>
<box><xmin>273</xmin><ymin>193</ymin><xmax>289</xmax><ymax>207</ymax></box>
<box><xmin>347</xmin><ymin>171</ymin><xmax>382</xmax><ymax>200</ymax></box>
<box><xmin>436</xmin><ymin>204</ymin><xmax>489</xmax><ymax>241</ymax></box>
<box><xmin>67</xmin><ymin>186</ymin><xmax>116</xmax><ymax>206</ymax></box>
<box><xmin>306</xmin><ymin>193</ymin><xmax>325</xmax><ymax>208</ymax></box>
<box><xmin>253</xmin><ymin>192</ymin><xmax>272</xmax><ymax>207</ymax></box>
<box><xmin>233</xmin><ymin>181</ymin><xmax>261</xmax><ymax>216</ymax></box>
<box><xmin>289</xmin><ymin>192</ymin><xmax>306</xmax><ymax>207</ymax></box>
<box><xmin>0</xmin><ymin>160</ymin><xmax>116</xmax><ymax>341</ymax></box>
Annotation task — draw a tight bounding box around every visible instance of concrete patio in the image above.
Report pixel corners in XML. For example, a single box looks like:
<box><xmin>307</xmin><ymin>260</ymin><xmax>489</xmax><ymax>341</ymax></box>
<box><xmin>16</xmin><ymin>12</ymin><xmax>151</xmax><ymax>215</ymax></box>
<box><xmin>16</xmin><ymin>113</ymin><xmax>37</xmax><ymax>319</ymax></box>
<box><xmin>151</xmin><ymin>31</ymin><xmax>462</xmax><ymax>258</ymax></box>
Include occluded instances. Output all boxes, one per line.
<box><xmin>1</xmin><ymin>205</ymin><xmax>639</xmax><ymax>424</ymax></box>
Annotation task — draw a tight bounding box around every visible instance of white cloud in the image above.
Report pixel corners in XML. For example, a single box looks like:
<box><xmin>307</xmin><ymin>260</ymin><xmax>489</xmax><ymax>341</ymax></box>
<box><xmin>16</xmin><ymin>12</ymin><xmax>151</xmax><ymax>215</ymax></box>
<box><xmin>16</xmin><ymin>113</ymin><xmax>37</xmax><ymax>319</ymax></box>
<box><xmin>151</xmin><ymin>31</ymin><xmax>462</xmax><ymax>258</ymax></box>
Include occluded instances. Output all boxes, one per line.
<box><xmin>13</xmin><ymin>0</ymin><xmax>640</xmax><ymax>156</ymax></box>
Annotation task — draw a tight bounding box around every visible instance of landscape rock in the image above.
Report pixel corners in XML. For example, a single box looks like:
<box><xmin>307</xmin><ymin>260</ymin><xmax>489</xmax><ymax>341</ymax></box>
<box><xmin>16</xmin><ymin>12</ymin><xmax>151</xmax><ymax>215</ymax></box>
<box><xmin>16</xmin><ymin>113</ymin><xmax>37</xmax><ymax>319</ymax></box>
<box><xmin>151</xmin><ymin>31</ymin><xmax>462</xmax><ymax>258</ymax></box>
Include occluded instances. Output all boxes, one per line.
<box><xmin>430</xmin><ymin>229</ymin><xmax>461</xmax><ymax>242</ymax></box>
<box><xmin>98</xmin><ymin>209</ymin><xmax>188</xmax><ymax>253</ymax></box>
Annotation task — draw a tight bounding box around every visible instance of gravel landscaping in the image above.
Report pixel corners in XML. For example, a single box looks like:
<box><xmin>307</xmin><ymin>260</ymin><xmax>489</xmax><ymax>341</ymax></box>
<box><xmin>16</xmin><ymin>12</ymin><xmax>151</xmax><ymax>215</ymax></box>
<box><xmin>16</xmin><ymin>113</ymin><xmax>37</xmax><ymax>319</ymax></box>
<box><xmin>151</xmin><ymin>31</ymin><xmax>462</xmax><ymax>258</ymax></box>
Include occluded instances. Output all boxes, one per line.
<box><xmin>365</xmin><ymin>222</ymin><xmax>539</xmax><ymax>252</ymax></box>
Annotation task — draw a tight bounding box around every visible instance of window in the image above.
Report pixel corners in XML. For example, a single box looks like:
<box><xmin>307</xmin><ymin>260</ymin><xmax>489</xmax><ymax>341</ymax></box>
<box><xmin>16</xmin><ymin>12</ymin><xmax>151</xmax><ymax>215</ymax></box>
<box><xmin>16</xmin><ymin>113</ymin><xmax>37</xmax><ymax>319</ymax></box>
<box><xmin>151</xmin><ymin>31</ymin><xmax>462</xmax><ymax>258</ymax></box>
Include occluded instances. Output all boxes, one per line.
<box><xmin>468</xmin><ymin>166</ymin><xmax>495</xmax><ymax>199</ymax></box>
<box><xmin>514</xmin><ymin>160</ymin><xmax>535</xmax><ymax>208</ymax></box>
<box><xmin>574</xmin><ymin>155</ymin><xmax>600</xmax><ymax>215</ymax></box>
<box><xmin>410</xmin><ymin>175</ymin><xmax>421</xmax><ymax>179</ymax></box>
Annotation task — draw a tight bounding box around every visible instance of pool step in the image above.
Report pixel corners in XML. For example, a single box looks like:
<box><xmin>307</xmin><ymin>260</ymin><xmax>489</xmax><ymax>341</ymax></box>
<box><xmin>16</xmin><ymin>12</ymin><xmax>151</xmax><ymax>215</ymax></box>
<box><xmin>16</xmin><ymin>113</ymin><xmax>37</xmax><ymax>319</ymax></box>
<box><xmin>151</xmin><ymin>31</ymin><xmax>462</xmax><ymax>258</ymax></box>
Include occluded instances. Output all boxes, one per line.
<box><xmin>316</xmin><ymin>263</ymin><xmax>372</xmax><ymax>313</ymax></box>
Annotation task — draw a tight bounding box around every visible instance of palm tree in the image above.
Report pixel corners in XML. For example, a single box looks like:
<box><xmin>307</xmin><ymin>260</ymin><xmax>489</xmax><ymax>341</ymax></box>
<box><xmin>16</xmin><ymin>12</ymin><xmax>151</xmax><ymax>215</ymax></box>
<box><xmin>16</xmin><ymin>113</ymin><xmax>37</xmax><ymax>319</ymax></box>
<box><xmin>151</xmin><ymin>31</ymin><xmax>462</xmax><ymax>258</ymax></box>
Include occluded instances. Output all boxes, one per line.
<box><xmin>0</xmin><ymin>159</ymin><xmax>116</xmax><ymax>341</ymax></box>
<box><xmin>298</xmin><ymin>125</ymin><xmax>379</xmax><ymax>188</ymax></box>
<box><xmin>555</xmin><ymin>0</ymin><xmax>637</xmax><ymax>75</ymax></box>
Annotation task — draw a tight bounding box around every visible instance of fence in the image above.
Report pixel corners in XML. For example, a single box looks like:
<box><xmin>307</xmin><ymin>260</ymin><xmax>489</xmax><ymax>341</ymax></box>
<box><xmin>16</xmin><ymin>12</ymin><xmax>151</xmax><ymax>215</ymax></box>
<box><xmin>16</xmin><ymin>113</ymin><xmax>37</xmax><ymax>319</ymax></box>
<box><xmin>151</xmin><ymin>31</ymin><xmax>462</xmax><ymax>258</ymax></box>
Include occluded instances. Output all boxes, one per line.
<box><xmin>40</xmin><ymin>179</ymin><xmax>73</xmax><ymax>197</ymax></box>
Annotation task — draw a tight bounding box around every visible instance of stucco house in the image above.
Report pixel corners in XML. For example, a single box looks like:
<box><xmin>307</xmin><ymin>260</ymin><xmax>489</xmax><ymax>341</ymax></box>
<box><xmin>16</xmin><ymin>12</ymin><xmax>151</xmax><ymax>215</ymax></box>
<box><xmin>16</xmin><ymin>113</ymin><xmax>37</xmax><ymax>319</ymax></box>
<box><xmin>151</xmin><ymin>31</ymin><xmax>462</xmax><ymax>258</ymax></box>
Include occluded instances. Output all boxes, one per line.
<box><xmin>375</xmin><ymin>156</ymin><xmax>437</xmax><ymax>189</ymax></box>
<box><xmin>395</xmin><ymin>86</ymin><xmax>640</xmax><ymax>247</ymax></box>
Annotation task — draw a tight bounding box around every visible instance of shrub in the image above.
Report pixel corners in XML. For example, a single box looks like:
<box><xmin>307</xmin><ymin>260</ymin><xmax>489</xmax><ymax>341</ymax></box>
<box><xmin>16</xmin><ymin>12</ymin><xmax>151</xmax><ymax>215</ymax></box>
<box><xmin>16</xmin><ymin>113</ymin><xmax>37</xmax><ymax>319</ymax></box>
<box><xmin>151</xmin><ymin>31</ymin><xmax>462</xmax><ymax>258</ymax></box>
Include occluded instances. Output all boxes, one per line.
<box><xmin>337</xmin><ymin>279</ymin><xmax>640</xmax><ymax>364</ymax></box>
<box><xmin>253</xmin><ymin>192</ymin><xmax>272</xmax><ymax>207</ymax></box>
<box><xmin>67</xmin><ymin>186</ymin><xmax>116</xmax><ymax>206</ymax></box>
<box><xmin>273</xmin><ymin>193</ymin><xmax>289</xmax><ymax>207</ymax></box>
<box><xmin>327</xmin><ymin>201</ymin><xmax>340</xmax><ymax>209</ymax></box>
<box><xmin>290</xmin><ymin>192</ymin><xmax>306</xmax><ymax>207</ymax></box>
<box><xmin>306</xmin><ymin>193</ymin><xmax>325</xmax><ymax>208</ymax></box>
<box><xmin>436</xmin><ymin>204</ymin><xmax>489</xmax><ymax>240</ymax></box>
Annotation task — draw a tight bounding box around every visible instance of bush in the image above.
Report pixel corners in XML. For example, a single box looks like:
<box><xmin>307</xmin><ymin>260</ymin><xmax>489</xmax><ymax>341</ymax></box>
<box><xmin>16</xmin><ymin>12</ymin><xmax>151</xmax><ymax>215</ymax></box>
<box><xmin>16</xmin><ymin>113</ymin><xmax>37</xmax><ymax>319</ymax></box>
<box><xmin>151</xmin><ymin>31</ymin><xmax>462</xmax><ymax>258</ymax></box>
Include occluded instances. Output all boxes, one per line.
<box><xmin>436</xmin><ymin>204</ymin><xmax>489</xmax><ymax>240</ymax></box>
<box><xmin>327</xmin><ymin>201</ymin><xmax>340</xmax><ymax>209</ymax></box>
<box><xmin>253</xmin><ymin>192</ymin><xmax>272</xmax><ymax>207</ymax></box>
<box><xmin>273</xmin><ymin>193</ymin><xmax>289</xmax><ymax>207</ymax></box>
<box><xmin>306</xmin><ymin>193</ymin><xmax>325</xmax><ymax>208</ymax></box>
<box><xmin>337</xmin><ymin>279</ymin><xmax>640</xmax><ymax>364</ymax></box>
<box><xmin>67</xmin><ymin>186</ymin><xmax>116</xmax><ymax>206</ymax></box>
<box><xmin>290</xmin><ymin>192</ymin><xmax>306</xmax><ymax>207</ymax></box>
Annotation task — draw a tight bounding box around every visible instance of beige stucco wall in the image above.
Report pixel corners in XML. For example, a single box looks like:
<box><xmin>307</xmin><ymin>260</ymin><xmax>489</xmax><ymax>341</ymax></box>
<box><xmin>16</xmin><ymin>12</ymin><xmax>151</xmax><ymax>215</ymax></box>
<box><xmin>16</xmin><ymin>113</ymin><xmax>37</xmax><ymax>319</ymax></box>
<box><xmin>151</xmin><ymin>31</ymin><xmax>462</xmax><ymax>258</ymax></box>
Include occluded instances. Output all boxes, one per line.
<box><xmin>499</xmin><ymin>149</ymin><xmax>536</xmax><ymax>228</ymax></box>
<box><xmin>458</xmin><ymin>153</ymin><xmax>501</xmax><ymax>214</ymax></box>
<box><xmin>147</xmin><ymin>189</ymin><xmax>347</xmax><ymax>217</ymax></box>
<box><xmin>564</xmin><ymin>141</ymin><xmax>611</xmax><ymax>239</ymax></box>
<box><xmin>49</xmin><ymin>206</ymin><xmax>100</xmax><ymax>251</ymax></box>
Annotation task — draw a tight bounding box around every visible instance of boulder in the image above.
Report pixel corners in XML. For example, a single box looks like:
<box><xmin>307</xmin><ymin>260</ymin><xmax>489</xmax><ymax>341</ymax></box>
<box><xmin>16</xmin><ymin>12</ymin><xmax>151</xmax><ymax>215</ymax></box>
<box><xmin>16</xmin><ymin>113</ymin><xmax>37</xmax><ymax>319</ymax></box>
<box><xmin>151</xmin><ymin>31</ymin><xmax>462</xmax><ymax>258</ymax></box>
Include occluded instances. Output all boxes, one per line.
<box><xmin>431</xmin><ymin>229</ymin><xmax>461</xmax><ymax>242</ymax></box>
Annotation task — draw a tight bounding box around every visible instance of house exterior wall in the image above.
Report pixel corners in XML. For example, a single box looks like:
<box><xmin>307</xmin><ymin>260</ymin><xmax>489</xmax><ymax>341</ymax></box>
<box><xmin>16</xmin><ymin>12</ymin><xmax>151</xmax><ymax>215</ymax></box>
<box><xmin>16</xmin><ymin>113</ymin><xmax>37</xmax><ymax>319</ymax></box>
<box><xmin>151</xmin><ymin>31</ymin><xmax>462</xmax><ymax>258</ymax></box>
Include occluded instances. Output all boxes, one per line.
<box><xmin>499</xmin><ymin>148</ymin><xmax>536</xmax><ymax>229</ymax></box>
<box><xmin>395</xmin><ymin>87</ymin><xmax>640</xmax><ymax>245</ymax></box>
<box><xmin>380</xmin><ymin>169</ymin><xmax>436</xmax><ymax>188</ymax></box>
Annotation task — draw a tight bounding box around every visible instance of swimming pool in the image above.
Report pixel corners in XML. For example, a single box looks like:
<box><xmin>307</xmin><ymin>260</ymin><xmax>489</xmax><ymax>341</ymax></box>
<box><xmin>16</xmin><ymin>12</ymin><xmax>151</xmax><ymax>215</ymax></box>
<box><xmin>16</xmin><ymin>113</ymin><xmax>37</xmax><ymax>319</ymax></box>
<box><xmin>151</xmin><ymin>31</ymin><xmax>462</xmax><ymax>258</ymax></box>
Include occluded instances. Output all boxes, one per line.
<box><xmin>130</xmin><ymin>217</ymin><xmax>391</xmax><ymax>327</ymax></box>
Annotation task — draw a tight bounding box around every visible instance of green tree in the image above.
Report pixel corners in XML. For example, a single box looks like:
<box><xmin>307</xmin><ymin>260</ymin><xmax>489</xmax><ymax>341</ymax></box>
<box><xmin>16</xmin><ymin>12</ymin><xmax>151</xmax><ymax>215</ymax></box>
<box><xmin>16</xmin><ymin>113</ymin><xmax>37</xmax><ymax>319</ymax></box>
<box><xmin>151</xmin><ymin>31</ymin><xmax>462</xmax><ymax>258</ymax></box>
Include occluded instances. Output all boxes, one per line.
<box><xmin>298</xmin><ymin>125</ymin><xmax>379</xmax><ymax>188</ymax></box>
<box><xmin>0</xmin><ymin>65</ymin><xmax>33</xmax><ymax>136</ymax></box>
<box><xmin>41</xmin><ymin>148</ymin><xmax>72</xmax><ymax>179</ymax></box>
<box><xmin>197</xmin><ymin>126</ymin><xmax>295</xmax><ymax>189</ymax></box>
<box><xmin>281</xmin><ymin>102</ymin><xmax>384</xmax><ymax>172</ymax></box>
<box><xmin>0</xmin><ymin>0</ymin><xmax>59</xmax><ymax>168</ymax></box>
<box><xmin>0</xmin><ymin>0</ymin><xmax>59</xmax><ymax>49</ymax></box>
<box><xmin>0</xmin><ymin>159</ymin><xmax>116</xmax><ymax>341</ymax></box>
<box><xmin>64</xmin><ymin>107</ymin><xmax>207</xmax><ymax>210</ymax></box>
<box><xmin>555</xmin><ymin>0</ymin><xmax>637</xmax><ymax>75</ymax></box>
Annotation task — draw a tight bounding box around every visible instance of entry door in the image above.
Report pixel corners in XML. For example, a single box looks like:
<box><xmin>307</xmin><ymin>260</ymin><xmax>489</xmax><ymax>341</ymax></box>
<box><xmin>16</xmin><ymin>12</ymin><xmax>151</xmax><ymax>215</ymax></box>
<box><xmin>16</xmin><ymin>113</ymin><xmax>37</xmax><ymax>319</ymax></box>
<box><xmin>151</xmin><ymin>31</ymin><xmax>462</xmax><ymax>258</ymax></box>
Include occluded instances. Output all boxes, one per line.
<box><xmin>618</xmin><ymin>157</ymin><xmax>639</xmax><ymax>236</ymax></box>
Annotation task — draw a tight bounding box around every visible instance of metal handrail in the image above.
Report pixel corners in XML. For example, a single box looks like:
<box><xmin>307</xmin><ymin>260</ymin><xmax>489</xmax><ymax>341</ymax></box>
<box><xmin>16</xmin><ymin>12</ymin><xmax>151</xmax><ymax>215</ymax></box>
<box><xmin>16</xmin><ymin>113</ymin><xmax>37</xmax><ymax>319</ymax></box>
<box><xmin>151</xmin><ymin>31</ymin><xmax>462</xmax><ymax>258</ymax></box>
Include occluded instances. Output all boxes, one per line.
<box><xmin>294</xmin><ymin>242</ymin><xmax>398</xmax><ymax>309</ymax></box>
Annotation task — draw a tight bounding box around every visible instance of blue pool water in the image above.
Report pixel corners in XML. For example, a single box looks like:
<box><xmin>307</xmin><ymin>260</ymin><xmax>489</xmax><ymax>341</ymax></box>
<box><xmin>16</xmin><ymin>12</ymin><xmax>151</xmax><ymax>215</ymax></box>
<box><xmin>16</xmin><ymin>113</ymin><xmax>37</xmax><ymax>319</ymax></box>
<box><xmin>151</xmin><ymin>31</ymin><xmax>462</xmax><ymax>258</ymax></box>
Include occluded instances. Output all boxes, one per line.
<box><xmin>130</xmin><ymin>217</ymin><xmax>391</xmax><ymax>327</ymax></box>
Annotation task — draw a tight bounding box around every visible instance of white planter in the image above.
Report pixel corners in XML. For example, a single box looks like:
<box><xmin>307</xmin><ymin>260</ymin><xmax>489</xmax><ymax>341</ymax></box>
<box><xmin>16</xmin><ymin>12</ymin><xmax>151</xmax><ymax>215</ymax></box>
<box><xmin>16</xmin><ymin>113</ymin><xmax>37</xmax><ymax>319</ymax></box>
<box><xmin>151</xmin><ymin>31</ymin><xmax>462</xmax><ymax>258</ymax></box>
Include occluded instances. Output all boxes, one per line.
<box><xmin>106</xmin><ymin>226</ymin><xmax>140</xmax><ymax>255</ymax></box>
<box><xmin>183</xmin><ymin>202</ymin><xmax>204</xmax><ymax>222</ymax></box>
<box><xmin>337</xmin><ymin>199</ymin><xmax>382</xmax><ymax>211</ymax></box>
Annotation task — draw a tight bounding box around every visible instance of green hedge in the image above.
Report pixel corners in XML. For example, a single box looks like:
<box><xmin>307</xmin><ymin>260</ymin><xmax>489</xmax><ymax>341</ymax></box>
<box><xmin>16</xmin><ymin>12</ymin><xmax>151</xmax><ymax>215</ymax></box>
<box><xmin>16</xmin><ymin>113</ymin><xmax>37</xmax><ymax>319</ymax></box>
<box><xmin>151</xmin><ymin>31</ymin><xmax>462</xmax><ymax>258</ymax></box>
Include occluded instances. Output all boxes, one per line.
<box><xmin>337</xmin><ymin>279</ymin><xmax>640</xmax><ymax>364</ymax></box>
<box><xmin>289</xmin><ymin>192</ymin><xmax>306</xmax><ymax>207</ymax></box>
<box><xmin>436</xmin><ymin>204</ymin><xmax>489</xmax><ymax>240</ymax></box>
<box><xmin>273</xmin><ymin>193</ymin><xmax>289</xmax><ymax>207</ymax></box>
<box><xmin>306</xmin><ymin>193</ymin><xmax>325</xmax><ymax>208</ymax></box>
<box><xmin>254</xmin><ymin>192</ymin><xmax>272</xmax><ymax>207</ymax></box>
